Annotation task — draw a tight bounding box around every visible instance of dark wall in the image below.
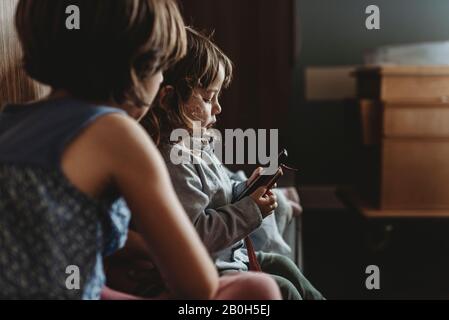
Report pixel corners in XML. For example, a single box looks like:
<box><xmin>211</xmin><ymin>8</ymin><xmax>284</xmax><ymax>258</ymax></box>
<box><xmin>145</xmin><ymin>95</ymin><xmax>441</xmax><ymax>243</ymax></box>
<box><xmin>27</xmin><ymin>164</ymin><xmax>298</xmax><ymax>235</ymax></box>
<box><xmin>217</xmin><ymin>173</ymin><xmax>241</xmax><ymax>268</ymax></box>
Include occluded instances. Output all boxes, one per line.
<box><xmin>298</xmin><ymin>0</ymin><xmax>449</xmax><ymax>66</ymax></box>
<box><xmin>290</xmin><ymin>0</ymin><xmax>449</xmax><ymax>185</ymax></box>
<box><xmin>179</xmin><ymin>0</ymin><xmax>295</xmax><ymax>173</ymax></box>
<box><xmin>180</xmin><ymin>0</ymin><xmax>295</xmax><ymax>130</ymax></box>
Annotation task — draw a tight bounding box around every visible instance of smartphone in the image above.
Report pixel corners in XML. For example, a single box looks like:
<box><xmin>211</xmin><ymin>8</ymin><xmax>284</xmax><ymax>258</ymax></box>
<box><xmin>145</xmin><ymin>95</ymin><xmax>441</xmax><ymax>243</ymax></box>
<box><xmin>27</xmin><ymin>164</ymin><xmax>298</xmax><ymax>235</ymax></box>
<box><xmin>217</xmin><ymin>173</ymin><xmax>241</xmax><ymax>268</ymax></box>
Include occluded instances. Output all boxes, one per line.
<box><xmin>235</xmin><ymin>149</ymin><xmax>295</xmax><ymax>202</ymax></box>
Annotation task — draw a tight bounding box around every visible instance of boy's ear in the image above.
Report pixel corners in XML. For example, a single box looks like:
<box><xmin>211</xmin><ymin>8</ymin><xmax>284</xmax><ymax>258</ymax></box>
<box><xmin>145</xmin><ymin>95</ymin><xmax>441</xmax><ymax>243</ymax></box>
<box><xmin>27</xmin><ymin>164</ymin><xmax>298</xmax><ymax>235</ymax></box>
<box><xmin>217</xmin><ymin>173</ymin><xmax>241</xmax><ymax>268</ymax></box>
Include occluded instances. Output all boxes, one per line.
<box><xmin>159</xmin><ymin>85</ymin><xmax>175</xmax><ymax>109</ymax></box>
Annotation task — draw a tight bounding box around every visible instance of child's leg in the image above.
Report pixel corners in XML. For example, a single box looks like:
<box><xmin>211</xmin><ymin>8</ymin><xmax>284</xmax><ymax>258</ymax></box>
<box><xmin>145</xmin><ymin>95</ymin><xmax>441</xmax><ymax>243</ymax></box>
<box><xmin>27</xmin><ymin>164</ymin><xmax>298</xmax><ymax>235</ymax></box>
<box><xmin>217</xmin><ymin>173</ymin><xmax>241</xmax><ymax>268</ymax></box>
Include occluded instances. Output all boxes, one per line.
<box><xmin>101</xmin><ymin>286</ymin><xmax>146</xmax><ymax>300</ymax></box>
<box><xmin>269</xmin><ymin>274</ymin><xmax>302</xmax><ymax>300</ymax></box>
<box><xmin>213</xmin><ymin>272</ymin><xmax>282</xmax><ymax>300</ymax></box>
<box><xmin>257</xmin><ymin>252</ymin><xmax>324</xmax><ymax>300</ymax></box>
<box><xmin>102</xmin><ymin>272</ymin><xmax>281</xmax><ymax>300</ymax></box>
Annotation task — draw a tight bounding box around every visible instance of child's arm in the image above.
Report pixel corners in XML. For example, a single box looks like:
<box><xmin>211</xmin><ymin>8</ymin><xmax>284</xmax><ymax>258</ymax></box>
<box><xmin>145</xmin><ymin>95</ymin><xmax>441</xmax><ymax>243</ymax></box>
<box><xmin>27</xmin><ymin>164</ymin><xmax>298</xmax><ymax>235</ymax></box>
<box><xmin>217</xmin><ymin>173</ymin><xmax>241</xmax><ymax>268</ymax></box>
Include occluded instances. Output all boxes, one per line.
<box><xmin>223</xmin><ymin>167</ymin><xmax>294</xmax><ymax>254</ymax></box>
<box><xmin>221</xmin><ymin>166</ymin><xmax>248</xmax><ymax>200</ymax></box>
<box><xmin>222</xmin><ymin>167</ymin><xmax>263</xmax><ymax>201</ymax></box>
<box><xmin>224</xmin><ymin>166</ymin><xmax>299</xmax><ymax>230</ymax></box>
<box><xmin>164</xmin><ymin>159</ymin><xmax>271</xmax><ymax>254</ymax></box>
<box><xmin>92</xmin><ymin>114</ymin><xmax>219</xmax><ymax>300</ymax></box>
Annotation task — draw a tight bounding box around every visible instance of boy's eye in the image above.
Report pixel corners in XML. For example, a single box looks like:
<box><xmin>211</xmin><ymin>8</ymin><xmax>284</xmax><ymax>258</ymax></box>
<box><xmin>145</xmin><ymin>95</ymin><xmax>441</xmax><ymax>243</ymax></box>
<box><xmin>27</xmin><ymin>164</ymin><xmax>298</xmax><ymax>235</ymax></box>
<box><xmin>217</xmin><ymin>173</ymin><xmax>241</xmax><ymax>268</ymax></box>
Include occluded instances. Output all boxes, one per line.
<box><xmin>203</xmin><ymin>97</ymin><xmax>213</xmax><ymax>103</ymax></box>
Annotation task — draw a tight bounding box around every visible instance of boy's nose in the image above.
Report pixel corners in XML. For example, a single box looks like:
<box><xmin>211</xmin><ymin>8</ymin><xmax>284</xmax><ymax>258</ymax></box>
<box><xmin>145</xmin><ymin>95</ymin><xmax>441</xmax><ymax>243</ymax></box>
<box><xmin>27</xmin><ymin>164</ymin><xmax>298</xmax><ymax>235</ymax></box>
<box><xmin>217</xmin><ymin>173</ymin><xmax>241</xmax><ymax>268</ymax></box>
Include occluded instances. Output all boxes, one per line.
<box><xmin>213</xmin><ymin>102</ymin><xmax>222</xmax><ymax>115</ymax></box>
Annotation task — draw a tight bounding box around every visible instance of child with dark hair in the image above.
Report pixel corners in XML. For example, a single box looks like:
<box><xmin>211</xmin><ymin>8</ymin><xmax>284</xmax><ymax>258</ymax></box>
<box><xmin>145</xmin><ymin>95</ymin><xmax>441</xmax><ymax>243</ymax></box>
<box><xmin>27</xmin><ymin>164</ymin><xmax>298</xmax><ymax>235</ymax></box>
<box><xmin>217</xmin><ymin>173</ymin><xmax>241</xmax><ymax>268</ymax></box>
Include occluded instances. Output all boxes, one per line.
<box><xmin>143</xmin><ymin>27</ymin><xmax>324</xmax><ymax>300</ymax></box>
<box><xmin>0</xmin><ymin>0</ymin><xmax>281</xmax><ymax>300</ymax></box>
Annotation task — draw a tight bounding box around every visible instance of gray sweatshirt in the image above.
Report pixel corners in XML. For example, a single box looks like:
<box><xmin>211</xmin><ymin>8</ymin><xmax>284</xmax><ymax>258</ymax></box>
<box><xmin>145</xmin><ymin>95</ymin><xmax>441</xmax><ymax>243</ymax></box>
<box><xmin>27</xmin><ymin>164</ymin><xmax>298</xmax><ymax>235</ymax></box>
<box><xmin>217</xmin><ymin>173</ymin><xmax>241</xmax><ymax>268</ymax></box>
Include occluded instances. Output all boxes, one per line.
<box><xmin>160</xmin><ymin>137</ymin><xmax>294</xmax><ymax>272</ymax></box>
<box><xmin>160</xmin><ymin>140</ymin><xmax>263</xmax><ymax>272</ymax></box>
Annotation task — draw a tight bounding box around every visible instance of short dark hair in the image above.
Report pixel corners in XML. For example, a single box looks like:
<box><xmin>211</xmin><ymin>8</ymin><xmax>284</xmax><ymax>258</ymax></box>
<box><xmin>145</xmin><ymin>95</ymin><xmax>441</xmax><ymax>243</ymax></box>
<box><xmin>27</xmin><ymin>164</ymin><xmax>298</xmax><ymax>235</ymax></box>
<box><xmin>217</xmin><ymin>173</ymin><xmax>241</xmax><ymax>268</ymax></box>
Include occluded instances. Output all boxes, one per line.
<box><xmin>143</xmin><ymin>27</ymin><xmax>233</xmax><ymax>145</ymax></box>
<box><xmin>15</xmin><ymin>0</ymin><xmax>187</xmax><ymax>108</ymax></box>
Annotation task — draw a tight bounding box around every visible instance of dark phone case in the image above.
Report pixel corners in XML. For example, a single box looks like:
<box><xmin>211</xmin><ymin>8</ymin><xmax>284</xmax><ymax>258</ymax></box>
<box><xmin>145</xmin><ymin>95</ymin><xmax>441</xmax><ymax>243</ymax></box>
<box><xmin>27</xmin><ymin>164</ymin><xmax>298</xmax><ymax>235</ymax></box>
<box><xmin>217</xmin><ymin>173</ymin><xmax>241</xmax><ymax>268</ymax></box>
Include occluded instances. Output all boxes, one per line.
<box><xmin>234</xmin><ymin>149</ymin><xmax>295</xmax><ymax>202</ymax></box>
<box><xmin>235</xmin><ymin>167</ymin><xmax>284</xmax><ymax>202</ymax></box>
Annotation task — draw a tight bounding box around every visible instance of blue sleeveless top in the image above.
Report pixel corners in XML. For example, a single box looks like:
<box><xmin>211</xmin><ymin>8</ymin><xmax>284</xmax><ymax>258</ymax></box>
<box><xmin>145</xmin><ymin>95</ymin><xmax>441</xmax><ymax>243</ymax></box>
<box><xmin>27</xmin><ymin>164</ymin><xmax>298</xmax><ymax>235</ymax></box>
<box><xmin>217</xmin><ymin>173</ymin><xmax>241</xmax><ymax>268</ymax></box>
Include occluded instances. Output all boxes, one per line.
<box><xmin>0</xmin><ymin>98</ymin><xmax>131</xmax><ymax>299</ymax></box>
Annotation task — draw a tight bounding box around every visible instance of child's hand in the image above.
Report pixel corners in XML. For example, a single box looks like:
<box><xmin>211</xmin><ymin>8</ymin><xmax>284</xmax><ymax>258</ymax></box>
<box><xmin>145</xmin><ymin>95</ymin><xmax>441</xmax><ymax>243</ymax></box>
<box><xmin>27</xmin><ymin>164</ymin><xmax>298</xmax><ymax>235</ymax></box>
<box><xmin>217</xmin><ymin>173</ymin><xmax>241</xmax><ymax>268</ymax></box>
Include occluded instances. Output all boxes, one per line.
<box><xmin>247</xmin><ymin>167</ymin><xmax>264</xmax><ymax>186</ymax></box>
<box><xmin>250</xmin><ymin>187</ymin><xmax>278</xmax><ymax>218</ymax></box>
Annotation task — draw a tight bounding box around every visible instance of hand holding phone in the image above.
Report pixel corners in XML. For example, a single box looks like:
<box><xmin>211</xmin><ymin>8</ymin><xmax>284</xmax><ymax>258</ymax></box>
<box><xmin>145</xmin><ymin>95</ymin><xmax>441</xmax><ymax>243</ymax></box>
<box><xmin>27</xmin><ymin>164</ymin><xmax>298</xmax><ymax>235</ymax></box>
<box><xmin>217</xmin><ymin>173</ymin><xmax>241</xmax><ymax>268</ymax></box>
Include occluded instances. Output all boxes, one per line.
<box><xmin>235</xmin><ymin>149</ymin><xmax>297</xmax><ymax>202</ymax></box>
<box><xmin>250</xmin><ymin>187</ymin><xmax>278</xmax><ymax>218</ymax></box>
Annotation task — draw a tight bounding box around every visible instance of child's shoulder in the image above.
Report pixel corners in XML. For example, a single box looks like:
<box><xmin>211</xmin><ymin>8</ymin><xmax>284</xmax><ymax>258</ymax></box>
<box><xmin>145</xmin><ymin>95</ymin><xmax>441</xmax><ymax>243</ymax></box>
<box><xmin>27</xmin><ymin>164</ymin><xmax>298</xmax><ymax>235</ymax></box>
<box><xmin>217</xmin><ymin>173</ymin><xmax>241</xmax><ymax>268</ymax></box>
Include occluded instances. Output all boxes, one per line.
<box><xmin>159</xmin><ymin>141</ymin><xmax>196</xmax><ymax>167</ymax></box>
<box><xmin>159</xmin><ymin>140</ymin><xmax>193</xmax><ymax>159</ymax></box>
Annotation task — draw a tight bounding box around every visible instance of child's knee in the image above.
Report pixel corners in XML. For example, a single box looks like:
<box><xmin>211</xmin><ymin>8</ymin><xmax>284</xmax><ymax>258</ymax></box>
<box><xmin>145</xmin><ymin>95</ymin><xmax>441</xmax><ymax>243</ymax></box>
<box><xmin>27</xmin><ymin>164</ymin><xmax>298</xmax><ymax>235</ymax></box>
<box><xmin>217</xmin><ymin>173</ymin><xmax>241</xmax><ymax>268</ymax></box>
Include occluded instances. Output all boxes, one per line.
<box><xmin>263</xmin><ymin>252</ymin><xmax>299</xmax><ymax>273</ymax></box>
<box><xmin>215</xmin><ymin>273</ymin><xmax>281</xmax><ymax>300</ymax></box>
<box><xmin>243</xmin><ymin>272</ymin><xmax>282</xmax><ymax>300</ymax></box>
<box><xmin>271</xmin><ymin>275</ymin><xmax>302</xmax><ymax>300</ymax></box>
<box><xmin>273</xmin><ymin>253</ymin><xmax>296</xmax><ymax>267</ymax></box>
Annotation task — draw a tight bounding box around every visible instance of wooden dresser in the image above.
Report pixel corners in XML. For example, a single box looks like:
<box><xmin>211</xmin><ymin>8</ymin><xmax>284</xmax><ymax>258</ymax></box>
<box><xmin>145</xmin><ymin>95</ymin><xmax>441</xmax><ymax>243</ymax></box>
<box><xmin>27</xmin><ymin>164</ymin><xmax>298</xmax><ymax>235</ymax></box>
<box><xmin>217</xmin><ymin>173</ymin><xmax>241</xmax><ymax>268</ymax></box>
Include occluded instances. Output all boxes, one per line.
<box><xmin>354</xmin><ymin>66</ymin><xmax>449</xmax><ymax>210</ymax></box>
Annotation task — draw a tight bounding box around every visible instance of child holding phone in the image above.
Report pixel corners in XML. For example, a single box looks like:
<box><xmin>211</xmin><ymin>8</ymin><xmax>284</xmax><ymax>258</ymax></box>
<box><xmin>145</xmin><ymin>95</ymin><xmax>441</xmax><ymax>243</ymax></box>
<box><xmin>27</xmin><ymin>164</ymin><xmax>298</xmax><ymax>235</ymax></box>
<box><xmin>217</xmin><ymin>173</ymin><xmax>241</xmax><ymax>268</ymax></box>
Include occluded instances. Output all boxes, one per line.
<box><xmin>0</xmin><ymin>0</ymin><xmax>281</xmax><ymax>300</ymax></box>
<box><xmin>144</xmin><ymin>27</ymin><xmax>324</xmax><ymax>300</ymax></box>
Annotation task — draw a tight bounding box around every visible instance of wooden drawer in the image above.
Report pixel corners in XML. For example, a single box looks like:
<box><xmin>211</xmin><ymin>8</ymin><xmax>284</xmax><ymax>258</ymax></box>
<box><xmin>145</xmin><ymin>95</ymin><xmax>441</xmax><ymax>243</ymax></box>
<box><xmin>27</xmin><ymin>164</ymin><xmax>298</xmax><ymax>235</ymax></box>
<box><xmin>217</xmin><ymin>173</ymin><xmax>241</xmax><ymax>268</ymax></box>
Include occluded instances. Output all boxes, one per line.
<box><xmin>354</xmin><ymin>66</ymin><xmax>449</xmax><ymax>102</ymax></box>
<box><xmin>357</xmin><ymin>108</ymin><xmax>449</xmax><ymax>209</ymax></box>
<box><xmin>359</xmin><ymin>100</ymin><xmax>449</xmax><ymax>144</ymax></box>
<box><xmin>380</xmin><ymin>138</ymin><xmax>449</xmax><ymax>209</ymax></box>
<box><xmin>383</xmin><ymin>104</ymin><xmax>449</xmax><ymax>138</ymax></box>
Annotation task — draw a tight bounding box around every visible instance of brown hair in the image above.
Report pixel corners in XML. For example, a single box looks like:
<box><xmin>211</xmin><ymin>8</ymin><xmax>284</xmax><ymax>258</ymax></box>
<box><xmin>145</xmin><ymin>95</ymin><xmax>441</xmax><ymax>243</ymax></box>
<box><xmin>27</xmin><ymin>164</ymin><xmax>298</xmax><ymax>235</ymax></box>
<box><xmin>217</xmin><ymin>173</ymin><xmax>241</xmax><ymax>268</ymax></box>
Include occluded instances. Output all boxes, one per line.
<box><xmin>15</xmin><ymin>0</ymin><xmax>187</xmax><ymax>108</ymax></box>
<box><xmin>143</xmin><ymin>27</ymin><xmax>233</xmax><ymax>145</ymax></box>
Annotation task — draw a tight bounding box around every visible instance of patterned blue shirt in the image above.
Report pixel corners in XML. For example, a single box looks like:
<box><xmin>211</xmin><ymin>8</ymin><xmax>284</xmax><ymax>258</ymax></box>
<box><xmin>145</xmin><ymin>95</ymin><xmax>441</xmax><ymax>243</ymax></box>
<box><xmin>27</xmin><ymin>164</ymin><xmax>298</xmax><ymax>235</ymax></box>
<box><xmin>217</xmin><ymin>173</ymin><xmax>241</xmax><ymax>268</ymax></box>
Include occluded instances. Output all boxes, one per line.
<box><xmin>0</xmin><ymin>98</ymin><xmax>130</xmax><ymax>299</ymax></box>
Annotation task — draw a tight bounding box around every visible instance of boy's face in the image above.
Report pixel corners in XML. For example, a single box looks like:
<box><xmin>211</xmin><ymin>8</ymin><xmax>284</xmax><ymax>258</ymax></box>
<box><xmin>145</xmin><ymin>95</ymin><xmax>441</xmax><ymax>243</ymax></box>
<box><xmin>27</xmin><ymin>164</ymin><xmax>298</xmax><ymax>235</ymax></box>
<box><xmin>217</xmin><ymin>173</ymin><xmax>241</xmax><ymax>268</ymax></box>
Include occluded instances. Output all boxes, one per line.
<box><xmin>183</xmin><ymin>64</ymin><xmax>224</xmax><ymax>129</ymax></box>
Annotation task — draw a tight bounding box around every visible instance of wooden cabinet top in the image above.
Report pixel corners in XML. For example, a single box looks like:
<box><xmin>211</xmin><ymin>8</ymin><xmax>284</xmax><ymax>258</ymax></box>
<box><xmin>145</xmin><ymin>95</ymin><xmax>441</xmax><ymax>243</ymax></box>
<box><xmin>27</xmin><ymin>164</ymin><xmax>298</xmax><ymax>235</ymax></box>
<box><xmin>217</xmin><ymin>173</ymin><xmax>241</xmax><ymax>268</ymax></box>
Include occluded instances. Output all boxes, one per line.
<box><xmin>354</xmin><ymin>65</ymin><xmax>449</xmax><ymax>77</ymax></box>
